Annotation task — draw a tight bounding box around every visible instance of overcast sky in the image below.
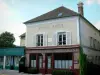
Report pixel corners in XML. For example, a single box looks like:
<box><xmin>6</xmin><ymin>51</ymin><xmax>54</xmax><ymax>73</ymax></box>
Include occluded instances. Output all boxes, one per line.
<box><xmin>0</xmin><ymin>0</ymin><xmax>100</xmax><ymax>45</ymax></box>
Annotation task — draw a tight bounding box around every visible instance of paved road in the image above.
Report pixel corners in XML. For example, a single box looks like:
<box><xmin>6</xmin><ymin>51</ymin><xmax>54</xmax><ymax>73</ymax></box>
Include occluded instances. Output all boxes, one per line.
<box><xmin>0</xmin><ymin>70</ymin><xmax>52</xmax><ymax>75</ymax></box>
<box><xmin>0</xmin><ymin>70</ymin><xmax>42</xmax><ymax>75</ymax></box>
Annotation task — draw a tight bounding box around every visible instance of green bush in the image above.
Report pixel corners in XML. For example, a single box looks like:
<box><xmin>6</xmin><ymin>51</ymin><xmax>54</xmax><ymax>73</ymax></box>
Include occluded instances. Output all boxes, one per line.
<box><xmin>67</xmin><ymin>71</ymin><xmax>74</xmax><ymax>75</ymax></box>
<box><xmin>27</xmin><ymin>68</ymin><xmax>38</xmax><ymax>74</ymax></box>
<box><xmin>52</xmin><ymin>70</ymin><xmax>74</xmax><ymax>75</ymax></box>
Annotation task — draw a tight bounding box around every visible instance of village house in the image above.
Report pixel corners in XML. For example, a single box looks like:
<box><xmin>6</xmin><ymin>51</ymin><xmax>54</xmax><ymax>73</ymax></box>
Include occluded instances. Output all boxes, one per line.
<box><xmin>20</xmin><ymin>2</ymin><xmax>100</xmax><ymax>75</ymax></box>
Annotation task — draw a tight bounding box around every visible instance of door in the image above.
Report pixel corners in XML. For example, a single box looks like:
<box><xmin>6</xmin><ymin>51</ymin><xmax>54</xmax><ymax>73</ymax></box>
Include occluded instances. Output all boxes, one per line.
<box><xmin>46</xmin><ymin>55</ymin><xmax>52</xmax><ymax>74</ymax></box>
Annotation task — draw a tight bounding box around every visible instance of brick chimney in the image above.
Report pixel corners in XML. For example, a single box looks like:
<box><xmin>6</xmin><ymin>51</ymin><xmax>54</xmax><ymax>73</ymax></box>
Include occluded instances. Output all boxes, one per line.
<box><xmin>77</xmin><ymin>2</ymin><xmax>84</xmax><ymax>16</ymax></box>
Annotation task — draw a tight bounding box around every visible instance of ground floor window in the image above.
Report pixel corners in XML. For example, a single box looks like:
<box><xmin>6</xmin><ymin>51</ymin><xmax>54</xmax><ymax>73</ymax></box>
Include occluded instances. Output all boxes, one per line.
<box><xmin>0</xmin><ymin>56</ymin><xmax>3</xmax><ymax>65</ymax></box>
<box><xmin>54</xmin><ymin>53</ymin><xmax>72</xmax><ymax>69</ymax></box>
<box><xmin>39</xmin><ymin>55</ymin><xmax>42</xmax><ymax>68</ymax></box>
<box><xmin>6</xmin><ymin>56</ymin><xmax>11</xmax><ymax>66</ymax></box>
<box><xmin>14</xmin><ymin>56</ymin><xmax>21</xmax><ymax>66</ymax></box>
<box><xmin>47</xmin><ymin>56</ymin><xmax>52</xmax><ymax>69</ymax></box>
<box><xmin>30</xmin><ymin>55</ymin><xmax>36</xmax><ymax>68</ymax></box>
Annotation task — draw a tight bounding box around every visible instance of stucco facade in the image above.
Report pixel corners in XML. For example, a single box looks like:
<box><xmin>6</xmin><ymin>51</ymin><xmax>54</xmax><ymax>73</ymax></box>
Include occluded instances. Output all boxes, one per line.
<box><xmin>79</xmin><ymin>17</ymin><xmax>100</xmax><ymax>64</ymax></box>
<box><xmin>26</xmin><ymin>16</ymin><xmax>79</xmax><ymax>47</ymax></box>
<box><xmin>20</xmin><ymin>38</ymin><xmax>25</xmax><ymax>46</ymax></box>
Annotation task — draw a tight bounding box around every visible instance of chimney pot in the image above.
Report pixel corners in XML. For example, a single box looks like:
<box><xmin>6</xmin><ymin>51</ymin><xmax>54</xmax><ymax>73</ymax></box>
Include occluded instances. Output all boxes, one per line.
<box><xmin>77</xmin><ymin>2</ymin><xmax>84</xmax><ymax>16</ymax></box>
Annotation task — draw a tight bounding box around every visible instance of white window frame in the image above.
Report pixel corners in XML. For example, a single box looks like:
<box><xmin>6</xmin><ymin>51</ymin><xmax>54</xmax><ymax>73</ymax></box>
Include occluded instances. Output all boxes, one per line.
<box><xmin>36</xmin><ymin>34</ymin><xmax>43</xmax><ymax>46</ymax></box>
<box><xmin>57</xmin><ymin>32</ymin><xmax>66</xmax><ymax>45</ymax></box>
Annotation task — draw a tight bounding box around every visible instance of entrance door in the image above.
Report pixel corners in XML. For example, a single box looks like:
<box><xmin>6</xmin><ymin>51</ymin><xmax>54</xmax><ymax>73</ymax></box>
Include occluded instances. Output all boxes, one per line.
<box><xmin>46</xmin><ymin>55</ymin><xmax>52</xmax><ymax>74</ymax></box>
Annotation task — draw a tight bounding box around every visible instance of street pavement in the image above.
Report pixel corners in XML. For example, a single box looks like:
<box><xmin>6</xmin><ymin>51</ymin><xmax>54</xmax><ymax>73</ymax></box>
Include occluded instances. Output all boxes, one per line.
<box><xmin>0</xmin><ymin>70</ymin><xmax>51</xmax><ymax>75</ymax></box>
<box><xmin>0</xmin><ymin>70</ymin><xmax>42</xmax><ymax>75</ymax></box>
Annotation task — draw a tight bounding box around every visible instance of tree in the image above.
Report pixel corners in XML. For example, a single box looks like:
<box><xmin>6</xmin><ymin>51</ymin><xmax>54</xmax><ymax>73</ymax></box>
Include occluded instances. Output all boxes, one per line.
<box><xmin>79</xmin><ymin>46</ymin><xmax>87</xmax><ymax>75</ymax></box>
<box><xmin>0</xmin><ymin>31</ymin><xmax>15</xmax><ymax>47</ymax></box>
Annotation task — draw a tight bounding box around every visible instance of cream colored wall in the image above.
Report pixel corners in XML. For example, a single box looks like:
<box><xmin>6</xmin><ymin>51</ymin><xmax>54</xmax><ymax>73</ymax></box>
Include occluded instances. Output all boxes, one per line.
<box><xmin>80</xmin><ymin>18</ymin><xmax>100</xmax><ymax>48</ymax></box>
<box><xmin>80</xmin><ymin>17</ymin><xmax>100</xmax><ymax>65</ymax></box>
<box><xmin>25</xmin><ymin>17</ymin><xmax>79</xmax><ymax>47</ymax></box>
<box><xmin>20</xmin><ymin>38</ymin><xmax>25</xmax><ymax>46</ymax></box>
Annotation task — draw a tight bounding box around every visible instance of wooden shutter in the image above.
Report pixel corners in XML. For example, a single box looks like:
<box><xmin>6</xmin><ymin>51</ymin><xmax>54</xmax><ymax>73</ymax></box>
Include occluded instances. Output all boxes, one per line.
<box><xmin>52</xmin><ymin>32</ymin><xmax>57</xmax><ymax>46</ymax></box>
<box><xmin>66</xmin><ymin>32</ymin><xmax>72</xmax><ymax>45</ymax></box>
<box><xmin>43</xmin><ymin>33</ymin><xmax>48</xmax><ymax>46</ymax></box>
<box><xmin>33</xmin><ymin>35</ymin><xmax>36</xmax><ymax>47</ymax></box>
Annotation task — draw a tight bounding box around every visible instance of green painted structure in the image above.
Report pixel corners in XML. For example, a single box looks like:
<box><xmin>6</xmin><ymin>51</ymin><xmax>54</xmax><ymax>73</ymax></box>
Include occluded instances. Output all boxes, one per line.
<box><xmin>0</xmin><ymin>47</ymin><xmax>25</xmax><ymax>70</ymax></box>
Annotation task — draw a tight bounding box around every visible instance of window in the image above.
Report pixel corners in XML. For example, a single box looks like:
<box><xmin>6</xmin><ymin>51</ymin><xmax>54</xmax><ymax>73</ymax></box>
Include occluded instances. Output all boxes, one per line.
<box><xmin>58</xmin><ymin>32</ymin><xmax>66</xmax><ymax>45</ymax></box>
<box><xmin>39</xmin><ymin>56</ymin><xmax>42</xmax><ymax>68</ymax></box>
<box><xmin>47</xmin><ymin>56</ymin><xmax>52</xmax><ymax>69</ymax></box>
<box><xmin>0</xmin><ymin>56</ymin><xmax>3</xmax><ymax>65</ymax></box>
<box><xmin>36</xmin><ymin>34</ymin><xmax>43</xmax><ymax>46</ymax></box>
<box><xmin>93</xmin><ymin>39</ymin><xmax>96</xmax><ymax>49</ymax></box>
<box><xmin>90</xmin><ymin>37</ymin><xmax>93</xmax><ymax>47</ymax></box>
<box><xmin>6</xmin><ymin>56</ymin><xmax>11</xmax><ymax>66</ymax></box>
<box><xmin>14</xmin><ymin>56</ymin><xmax>21</xmax><ymax>66</ymax></box>
<box><xmin>30</xmin><ymin>55</ymin><xmax>36</xmax><ymax>68</ymax></box>
<box><xmin>98</xmin><ymin>41</ymin><xmax>100</xmax><ymax>50</ymax></box>
<box><xmin>58</xmin><ymin>13</ymin><xmax>63</xmax><ymax>17</ymax></box>
<box><xmin>54</xmin><ymin>53</ymin><xmax>72</xmax><ymax>69</ymax></box>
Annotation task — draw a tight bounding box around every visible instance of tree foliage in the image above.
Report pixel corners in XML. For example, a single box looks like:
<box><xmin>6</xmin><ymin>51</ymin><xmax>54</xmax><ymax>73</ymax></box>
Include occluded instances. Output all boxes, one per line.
<box><xmin>0</xmin><ymin>31</ymin><xmax>15</xmax><ymax>47</ymax></box>
<box><xmin>79</xmin><ymin>47</ymin><xmax>87</xmax><ymax>75</ymax></box>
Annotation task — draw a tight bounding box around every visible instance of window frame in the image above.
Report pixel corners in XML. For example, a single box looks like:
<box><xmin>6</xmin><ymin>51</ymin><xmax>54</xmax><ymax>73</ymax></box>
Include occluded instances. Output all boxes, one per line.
<box><xmin>57</xmin><ymin>32</ymin><xmax>66</xmax><ymax>45</ymax></box>
<box><xmin>36</xmin><ymin>34</ymin><xmax>43</xmax><ymax>46</ymax></box>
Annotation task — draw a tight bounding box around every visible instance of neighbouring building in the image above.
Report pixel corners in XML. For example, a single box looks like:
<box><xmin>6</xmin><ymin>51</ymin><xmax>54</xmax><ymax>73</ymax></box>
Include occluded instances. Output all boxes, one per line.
<box><xmin>20</xmin><ymin>33</ymin><xmax>25</xmax><ymax>46</ymax></box>
<box><xmin>21</xmin><ymin>2</ymin><xmax>100</xmax><ymax>75</ymax></box>
<box><xmin>0</xmin><ymin>47</ymin><xmax>24</xmax><ymax>70</ymax></box>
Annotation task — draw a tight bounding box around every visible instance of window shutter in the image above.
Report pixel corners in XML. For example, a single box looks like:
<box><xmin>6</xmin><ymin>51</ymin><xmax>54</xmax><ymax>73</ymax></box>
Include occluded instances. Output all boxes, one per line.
<box><xmin>52</xmin><ymin>32</ymin><xmax>57</xmax><ymax>46</ymax></box>
<box><xmin>66</xmin><ymin>32</ymin><xmax>72</xmax><ymax>45</ymax></box>
<box><xmin>33</xmin><ymin>35</ymin><xmax>36</xmax><ymax>47</ymax></box>
<box><xmin>43</xmin><ymin>33</ymin><xmax>48</xmax><ymax>46</ymax></box>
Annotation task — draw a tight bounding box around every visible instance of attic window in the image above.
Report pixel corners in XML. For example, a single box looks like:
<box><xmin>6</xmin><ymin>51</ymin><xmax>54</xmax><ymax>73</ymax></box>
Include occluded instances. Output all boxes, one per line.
<box><xmin>58</xmin><ymin>13</ymin><xmax>63</xmax><ymax>17</ymax></box>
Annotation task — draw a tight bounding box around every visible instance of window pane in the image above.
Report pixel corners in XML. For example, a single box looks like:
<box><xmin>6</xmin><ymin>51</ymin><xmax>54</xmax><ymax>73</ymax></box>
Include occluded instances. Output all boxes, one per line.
<box><xmin>65</xmin><ymin>60</ymin><xmax>68</xmax><ymax>69</ymax></box>
<box><xmin>41</xmin><ymin>35</ymin><xmax>43</xmax><ymax>39</ymax></box>
<box><xmin>62</xmin><ymin>60</ymin><xmax>66</xmax><ymax>68</ymax></box>
<box><xmin>48</xmin><ymin>56</ymin><xmax>51</xmax><ymax>69</ymax></box>
<box><xmin>54</xmin><ymin>60</ymin><xmax>58</xmax><ymax>68</ymax></box>
<box><xmin>59</xmin><ymin>35</ymin><xmax>62</xmax><ymax>41</ymax></box>
<box><xmin>59</xmin><ymin>41</ymin><xmax>62</xmax><ymax>45</ymax></box>
<box><xmin>68</xmin><ymin>60</ymin><xmax>72</xmax><ymax>68</ymax></box>
<box><xmin>0</xmin><ymin>57</ymin><xmax>3</xmax><ymax>65</ymax></box>
<box><xmin>14</xmin><ymin>56</ymin><xmax>20</xmax><ymax>66</ymax></box>
<box><xmin>58</xmin><ymin>60</ymin><xmax>61</xmax><ymax>68</ymax></box>
<box><xmin>63</xmin><ymin>41</ymin><xmax>66</xmax><ymax>45</ymax></box>
<box><xmin>6</xmin><ymin>56</ymin><xmax>11</xmax><ymax>66</ymax></box>
<box><xmin>39</xmin><ymin>56</ymin><xmax>42</xmax><ymax>68</ymax></box>
<box><xmin>33</xmin><ymin>60</ymin><xmax>36</xmax><ymax>68</ymax></box>
<box><xmin>63</xmin><ymin>34</ymin><xmax>66</xmax><ymax>40</ymax></box>
<box><xmin>31</xmin><ymin>60</ymin><xmax>34</xmax><ymax>67</ymax></box>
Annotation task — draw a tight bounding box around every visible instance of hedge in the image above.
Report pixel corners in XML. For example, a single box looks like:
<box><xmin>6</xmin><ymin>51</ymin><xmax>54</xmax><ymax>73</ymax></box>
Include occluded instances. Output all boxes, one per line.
<box><xmin>52</xmin><ymin>70</ymin><xmax>74</xmax><ymax>75</ymax></box>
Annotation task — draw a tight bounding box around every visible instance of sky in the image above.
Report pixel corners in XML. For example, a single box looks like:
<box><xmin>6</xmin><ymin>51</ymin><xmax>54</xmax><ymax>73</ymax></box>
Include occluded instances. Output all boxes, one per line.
<box><xmin>0</xmin><ymin>0</ymin><xmax>100</xmax><ymax>45</ymax></box>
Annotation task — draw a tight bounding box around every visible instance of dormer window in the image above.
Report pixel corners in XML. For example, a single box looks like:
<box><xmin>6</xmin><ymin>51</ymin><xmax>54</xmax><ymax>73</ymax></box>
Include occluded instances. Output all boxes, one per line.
<box><xmin>58</xmin><ymin>13</ymin><xmax>63</xmax><ymax>17</ymax></box>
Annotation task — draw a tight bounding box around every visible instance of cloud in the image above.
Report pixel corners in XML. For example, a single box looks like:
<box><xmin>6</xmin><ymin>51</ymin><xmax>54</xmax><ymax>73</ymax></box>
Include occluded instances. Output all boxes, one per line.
<box><xmin>85</xmin><ymin>0</ymin><xmax>100</xmax><ymax>5</ymax></box>
<box><xmin>0</xmin><ymin>0</ymin><xmax>25</xmax><ymax>45</ymax></box>
<box><xmin>95</xmin><ymin>21</ymin><xmax>100</xmax><ymax>30</ymax></box>
<box><xmin>86</xmin><ymin>0</ymin><xmax>95</xmax><ymax>5</ymax></box>
<box><xmin>97</xmin><ymin>0</ymin><xmax>100</xmax><ymax>4</ymax></box>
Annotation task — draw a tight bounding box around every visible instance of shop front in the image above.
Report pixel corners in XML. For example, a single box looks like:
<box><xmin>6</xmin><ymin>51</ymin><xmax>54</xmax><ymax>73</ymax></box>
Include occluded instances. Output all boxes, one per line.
<box><xmin>0</xmin><ymin>47</ymin><xmax>24</xmax><ymax>70</ymax></box>
<box><xmin>26</xmin><ymin>45</ymin><xmax>80</xmax><ymax>75</ymax></box>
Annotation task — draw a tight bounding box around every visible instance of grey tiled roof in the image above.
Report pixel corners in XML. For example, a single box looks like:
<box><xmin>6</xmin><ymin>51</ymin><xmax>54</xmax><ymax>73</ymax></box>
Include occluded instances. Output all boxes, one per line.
<box><xmin>24</xmin><ymin>6</ymin><xmax>78</xmax><ymax>24</ymax></box>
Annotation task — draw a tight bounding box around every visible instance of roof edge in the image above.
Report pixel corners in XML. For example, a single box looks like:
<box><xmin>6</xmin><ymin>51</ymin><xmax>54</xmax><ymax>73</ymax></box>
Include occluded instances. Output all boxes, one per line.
<box><xmin>24</xmin><ymin>15</ymin><xmax>78</xmax><ymax>24</ymax></box>
<box><xmin>79</xmin><ymin>14</ymin><xmax>100</xmax><ymax>32</ymax></box>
